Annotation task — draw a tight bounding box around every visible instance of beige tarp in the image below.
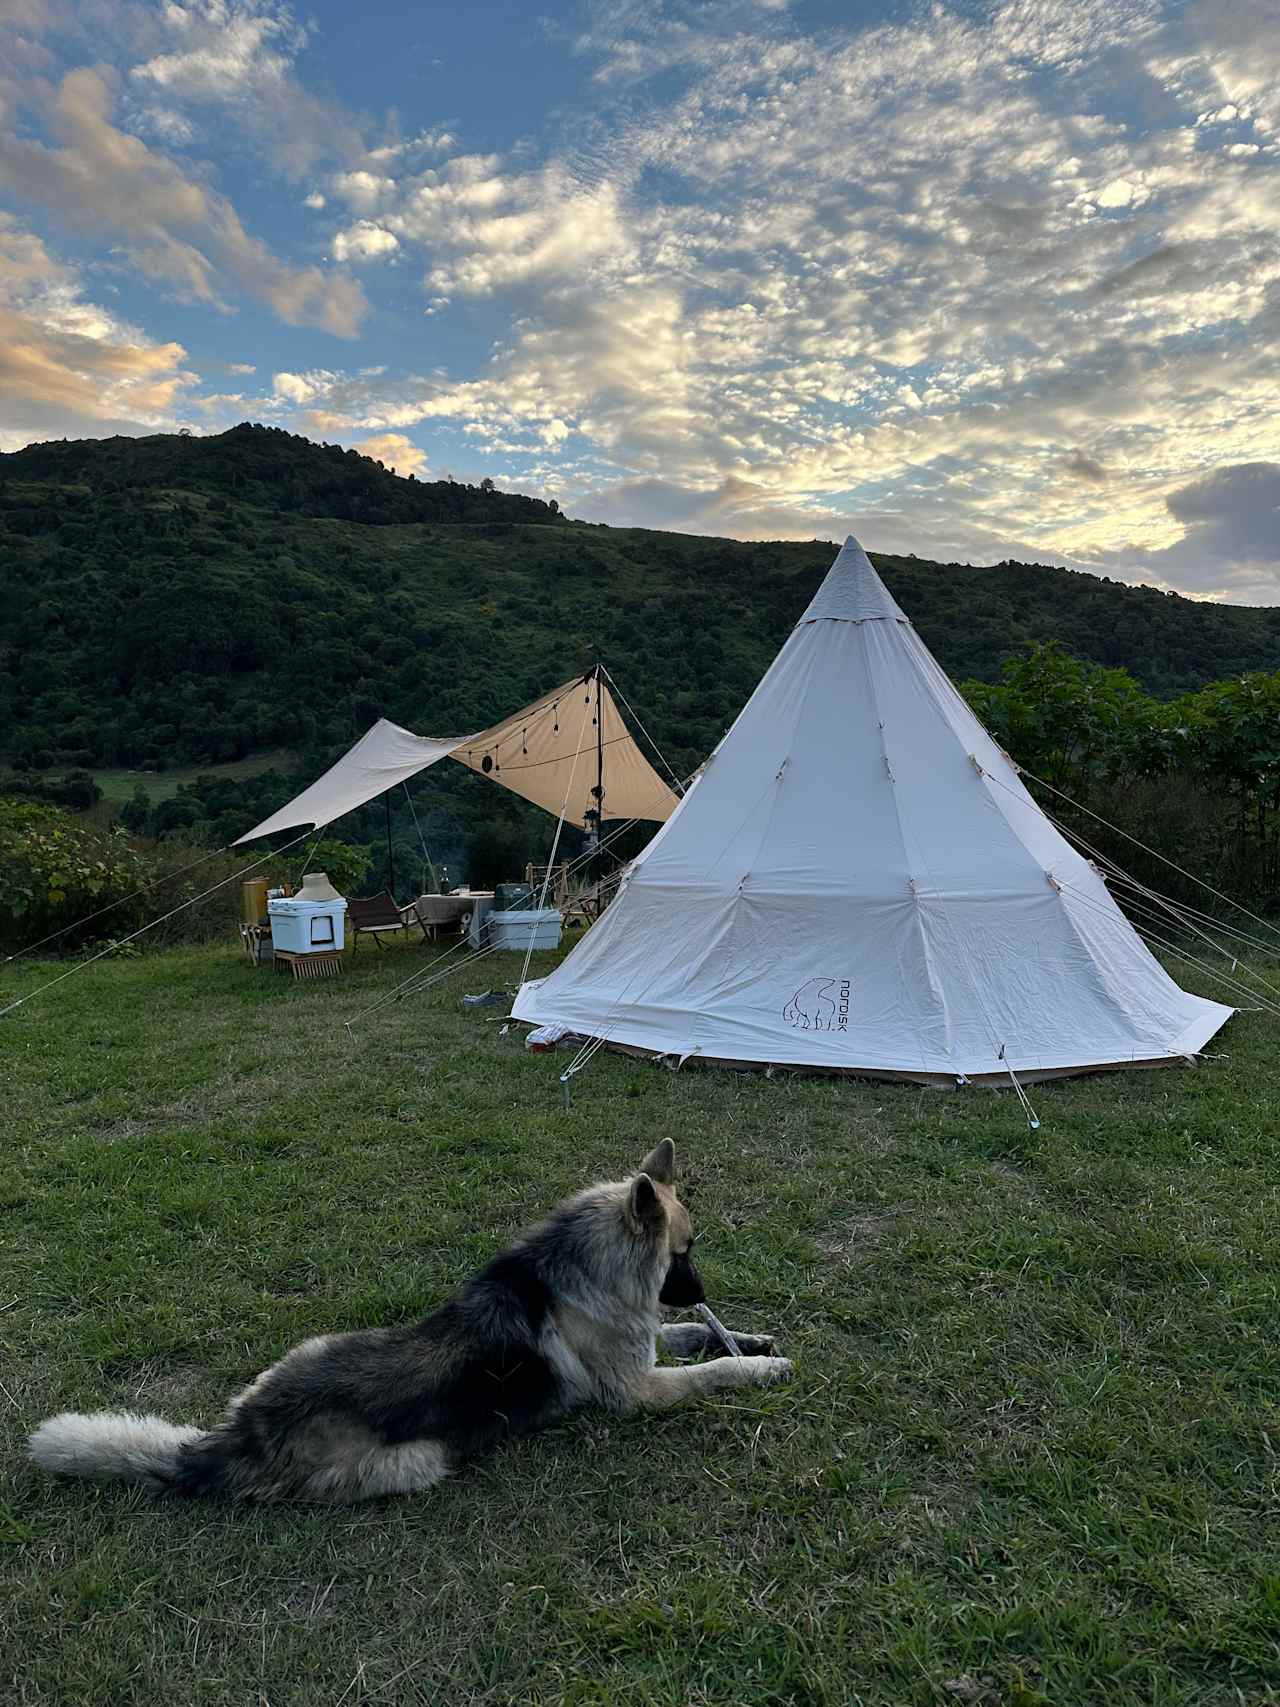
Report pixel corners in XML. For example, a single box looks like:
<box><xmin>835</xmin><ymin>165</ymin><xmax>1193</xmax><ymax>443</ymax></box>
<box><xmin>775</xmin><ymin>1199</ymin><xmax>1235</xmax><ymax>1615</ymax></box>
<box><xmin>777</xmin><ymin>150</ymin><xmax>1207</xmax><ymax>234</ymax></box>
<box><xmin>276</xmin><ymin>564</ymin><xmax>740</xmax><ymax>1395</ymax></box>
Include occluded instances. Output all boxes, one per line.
<box><xmin>451</xmin><ymin>674</ymin><xmax>678</xmax><ymax>830</ymax></box>
<box><xmin>235</xmin><ymin>672</ymin><xmax>678</xmax><ymax>844</ymax></box>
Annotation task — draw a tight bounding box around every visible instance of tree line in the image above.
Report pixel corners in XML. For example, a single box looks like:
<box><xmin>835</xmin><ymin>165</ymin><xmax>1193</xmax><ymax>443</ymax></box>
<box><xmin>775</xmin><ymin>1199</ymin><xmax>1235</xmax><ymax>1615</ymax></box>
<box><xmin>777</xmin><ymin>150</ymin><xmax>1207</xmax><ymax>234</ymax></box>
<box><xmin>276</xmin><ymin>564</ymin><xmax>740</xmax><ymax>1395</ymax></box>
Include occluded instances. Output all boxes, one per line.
<box><xmin>966</xmin><ymin>645</ymin><xmax>1280</xmax><ymax>915</ymax></box>
<box><xmin>5</xmin><ymin>638</ymin><xmax>1280</xmax><ymax>960</ymax></box>
<box><xmin>4</xmin><ymin>425</ymin><xmax>1280</xmax><ymax>783</ymax></box>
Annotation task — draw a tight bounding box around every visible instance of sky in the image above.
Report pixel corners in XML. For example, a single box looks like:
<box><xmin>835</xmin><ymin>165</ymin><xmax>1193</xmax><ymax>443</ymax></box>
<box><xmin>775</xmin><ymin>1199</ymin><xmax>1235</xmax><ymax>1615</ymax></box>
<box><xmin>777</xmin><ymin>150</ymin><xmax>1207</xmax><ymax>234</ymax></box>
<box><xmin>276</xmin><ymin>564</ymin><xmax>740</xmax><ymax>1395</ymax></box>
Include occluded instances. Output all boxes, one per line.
<box><xmin>1</xmin><ymin>0</ymin><xmax>1278</xmax><ymax>601</ymax></box>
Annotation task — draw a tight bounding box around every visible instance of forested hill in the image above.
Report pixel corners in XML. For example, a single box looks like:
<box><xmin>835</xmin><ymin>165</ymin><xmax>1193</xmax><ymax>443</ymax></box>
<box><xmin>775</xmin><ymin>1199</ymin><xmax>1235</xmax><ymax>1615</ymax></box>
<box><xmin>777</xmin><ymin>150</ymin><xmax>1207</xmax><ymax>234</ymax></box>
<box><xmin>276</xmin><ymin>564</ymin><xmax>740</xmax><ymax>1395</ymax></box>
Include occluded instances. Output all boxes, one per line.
<box><xmin>2</xmin><ymin>422</ymin><xmax>562</xmax><ymax>527</ymax></box>
<box><xmin>3</xmin><ymin>424</ymin><xmax>1279</xmax><ymax>777</ymax></box>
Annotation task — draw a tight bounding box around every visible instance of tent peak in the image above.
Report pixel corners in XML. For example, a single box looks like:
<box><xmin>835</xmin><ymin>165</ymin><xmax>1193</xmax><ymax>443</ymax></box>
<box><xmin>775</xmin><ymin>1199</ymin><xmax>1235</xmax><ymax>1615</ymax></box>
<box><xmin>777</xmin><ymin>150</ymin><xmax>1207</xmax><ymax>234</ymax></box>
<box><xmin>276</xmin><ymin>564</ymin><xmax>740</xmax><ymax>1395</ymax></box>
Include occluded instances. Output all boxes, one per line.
<box><xmin>798</xmin><ymin>535</ymin><xmax>907</xmax><ymax>626</ymax></box>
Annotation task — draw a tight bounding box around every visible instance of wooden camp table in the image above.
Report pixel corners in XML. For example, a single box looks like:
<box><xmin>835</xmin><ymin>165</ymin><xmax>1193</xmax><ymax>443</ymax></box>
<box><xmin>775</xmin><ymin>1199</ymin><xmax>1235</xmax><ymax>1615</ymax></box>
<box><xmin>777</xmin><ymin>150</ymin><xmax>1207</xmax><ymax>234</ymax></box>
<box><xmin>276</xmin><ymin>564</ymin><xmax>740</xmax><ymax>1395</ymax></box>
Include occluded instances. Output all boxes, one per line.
<box><xmin>410</xmin><ymin>894</ymin><xmax>473</xmax><ymax>937</ymax></box>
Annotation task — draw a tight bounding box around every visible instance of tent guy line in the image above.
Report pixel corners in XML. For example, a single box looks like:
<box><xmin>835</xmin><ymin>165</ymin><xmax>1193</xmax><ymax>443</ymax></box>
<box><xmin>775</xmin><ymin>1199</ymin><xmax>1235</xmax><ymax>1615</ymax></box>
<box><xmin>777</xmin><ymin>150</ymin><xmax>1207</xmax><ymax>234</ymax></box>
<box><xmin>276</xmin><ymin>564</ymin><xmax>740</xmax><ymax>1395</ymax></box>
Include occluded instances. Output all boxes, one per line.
<box><xmin>1048</xmin><ymin>820</ymin><xmax>1280</xmax><ymax>957</ymax></box>
<box><xmin>0</xmin><ymin>830</ymin><xmax>313</xmax><ymax>1020</ymax></box>
<box><xmin>1004</xmin><ymin>765</ymin><xmax>1280</xmax><ymax>949</ymax></box>
<box><xmin>344</xmin><ymin>940</ymin><xmax>507</xmax><ymax>1037</ymax></box>
<box><xmin>517</xmin><ymin>672</ymin><xmax>593</xmax><ymax>995</ymax></box>
<box><xmin>2</xmin><ymin>840</ymin><xmax>235</xmax><ymax>966</ymax></box>
<box><xmin>600</xmin><ymin>665</ymin><xmax>687</xmax><ymax>795</ymax></box>
<box><xmin>1067</xmin><ymin>863</ymin><xmax>1280</xmax><ymax>1013</ymax></box>
<box><xmin>1046</xmin><ymin>875</ymin><xmax>1280</xmax><ymax>1021</ymax></box>
<box><xmin>972</xmin><ymin>770</ymin><xmax>1280</xmax><ymax>1009</ymax></box>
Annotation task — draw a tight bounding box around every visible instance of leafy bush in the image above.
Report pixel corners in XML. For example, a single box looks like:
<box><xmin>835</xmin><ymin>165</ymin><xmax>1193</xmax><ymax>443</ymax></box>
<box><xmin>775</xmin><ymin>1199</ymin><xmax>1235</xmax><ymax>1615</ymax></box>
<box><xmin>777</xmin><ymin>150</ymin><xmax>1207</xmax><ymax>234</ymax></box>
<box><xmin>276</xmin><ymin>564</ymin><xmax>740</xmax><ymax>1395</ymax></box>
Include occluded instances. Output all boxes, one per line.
<box><xmin>0</xmin><ymin>799</ymin><xmax>150</xmax><ymax>952</ymax></box>
<box><xmin>0</xmin><ymin>801</ymin><xmax>375</xmax><ymax>956</ymax></box>
<box><xmin>292</xmin><ymin>837</ymin><xmax>372</xmax><ymax>897</ymax></box>
<box><xmin>0</xmin><ymin>768</ymin><xmax>102</xmax><ymax>811</ymax></box>
<box><xmin>961</xmin><ymin>646</ymin><xmax>1280</xmax><ymax>917</ymax></box>
<box><xmin>119</xmin><ymin>786</ymin><xmax>151</xmax><ymax>835</ymax></box>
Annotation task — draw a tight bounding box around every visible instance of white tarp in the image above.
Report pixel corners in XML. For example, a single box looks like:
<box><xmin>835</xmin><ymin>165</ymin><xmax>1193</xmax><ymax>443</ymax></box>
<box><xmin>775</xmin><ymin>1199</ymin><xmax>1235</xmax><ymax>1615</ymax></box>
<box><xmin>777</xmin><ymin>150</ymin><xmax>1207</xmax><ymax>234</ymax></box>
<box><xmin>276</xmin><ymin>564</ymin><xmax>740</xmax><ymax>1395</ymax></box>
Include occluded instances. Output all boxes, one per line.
<box><xmin>513</xmin><ymin>536</ymin><xmax>1233</xmax><ymax>1083</ymax></box>
<box><xmin>234</xmin><ymin>718</ymin><xmax>464</xmax><ymax>844</ymax></box>
<box><xmin>234</xmin><ymin>674</ymin><xmax>678</xmax><ymax>844</ymax></box>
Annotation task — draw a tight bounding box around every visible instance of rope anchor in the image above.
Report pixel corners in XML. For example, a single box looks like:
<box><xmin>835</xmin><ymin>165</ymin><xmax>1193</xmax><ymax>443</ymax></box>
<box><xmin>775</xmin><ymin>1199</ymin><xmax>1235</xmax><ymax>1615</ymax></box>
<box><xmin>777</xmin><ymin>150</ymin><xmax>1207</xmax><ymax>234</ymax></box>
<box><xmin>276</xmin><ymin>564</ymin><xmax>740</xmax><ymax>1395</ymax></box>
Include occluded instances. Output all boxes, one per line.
<box><xmin>997</xmin><ymin>1044</ymin><xmax>1042</xmax><ymax>1131</ymax></box>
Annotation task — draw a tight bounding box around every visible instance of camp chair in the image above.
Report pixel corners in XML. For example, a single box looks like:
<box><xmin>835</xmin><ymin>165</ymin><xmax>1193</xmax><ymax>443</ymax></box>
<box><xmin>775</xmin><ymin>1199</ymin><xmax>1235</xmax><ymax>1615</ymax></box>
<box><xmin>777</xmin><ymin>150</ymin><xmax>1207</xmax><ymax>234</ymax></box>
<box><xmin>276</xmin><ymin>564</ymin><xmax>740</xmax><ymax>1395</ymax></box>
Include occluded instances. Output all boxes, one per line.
<box><xmin>346</xmin><ymin>891</ymin><xmax>430</xmax><ymax>952</ymax></box>
<box><xmin>560</xmin><ymin>869</ymin><xmax>623</xmax><ymax>930</ymax></box>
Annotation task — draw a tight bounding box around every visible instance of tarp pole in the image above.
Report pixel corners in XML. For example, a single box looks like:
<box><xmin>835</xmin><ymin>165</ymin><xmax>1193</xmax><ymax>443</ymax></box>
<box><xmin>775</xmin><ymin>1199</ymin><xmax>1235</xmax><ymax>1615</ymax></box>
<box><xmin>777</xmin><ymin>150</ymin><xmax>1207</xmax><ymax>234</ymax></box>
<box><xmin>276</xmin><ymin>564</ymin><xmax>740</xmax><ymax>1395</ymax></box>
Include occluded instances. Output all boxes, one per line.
<box><xmin>385</xmin><ymin>792</ymin><xmax>395</xmax><ymax>901</ymax></box>
<box><xmin>595</xmin><ymin>663</ymin><xmax>605</xmax><ymax>897</ymax></box>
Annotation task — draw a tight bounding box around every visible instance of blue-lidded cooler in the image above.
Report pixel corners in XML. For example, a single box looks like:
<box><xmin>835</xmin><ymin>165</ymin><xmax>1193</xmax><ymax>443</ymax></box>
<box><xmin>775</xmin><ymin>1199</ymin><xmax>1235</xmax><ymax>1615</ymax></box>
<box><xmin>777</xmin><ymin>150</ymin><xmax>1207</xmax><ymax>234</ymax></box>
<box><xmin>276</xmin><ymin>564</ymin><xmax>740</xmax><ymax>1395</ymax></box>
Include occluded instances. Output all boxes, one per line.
<box><xmin>267</xmin><ymin>896</ymin><xmax>347</xmax><ymax>953</ymax></box>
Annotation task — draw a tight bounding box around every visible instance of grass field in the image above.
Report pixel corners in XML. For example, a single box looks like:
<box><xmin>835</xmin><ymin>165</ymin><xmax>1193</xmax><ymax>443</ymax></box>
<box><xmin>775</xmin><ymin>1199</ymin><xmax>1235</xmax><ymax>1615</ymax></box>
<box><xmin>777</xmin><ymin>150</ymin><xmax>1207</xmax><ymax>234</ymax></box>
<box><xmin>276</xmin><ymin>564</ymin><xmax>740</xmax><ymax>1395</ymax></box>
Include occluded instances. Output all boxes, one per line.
<box><xmin>90</xmin><ymin>751</ymin><xmax>296</xmax><ymax>804</ymax></box>
<box><xmin>1</xmin><ymin>937</ymin><xmax>1278</xmax><ymax>1706</ymax></box>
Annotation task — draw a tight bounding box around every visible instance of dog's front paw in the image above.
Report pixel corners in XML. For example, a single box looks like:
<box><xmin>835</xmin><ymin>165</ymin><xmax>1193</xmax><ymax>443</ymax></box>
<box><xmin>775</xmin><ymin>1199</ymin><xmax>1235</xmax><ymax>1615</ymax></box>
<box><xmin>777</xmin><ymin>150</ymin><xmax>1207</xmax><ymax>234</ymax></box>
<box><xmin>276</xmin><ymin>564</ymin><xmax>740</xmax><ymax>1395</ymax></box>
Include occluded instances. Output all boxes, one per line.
<box><xmin>732</xmin><ymin>1332</ymin><xmax>777</xmax><ymax>1356</ymax></box>
<box><xmin>744</xmin><ymin>1355</ymin><xmax>793</xmax><ymax>1385</ymax></box>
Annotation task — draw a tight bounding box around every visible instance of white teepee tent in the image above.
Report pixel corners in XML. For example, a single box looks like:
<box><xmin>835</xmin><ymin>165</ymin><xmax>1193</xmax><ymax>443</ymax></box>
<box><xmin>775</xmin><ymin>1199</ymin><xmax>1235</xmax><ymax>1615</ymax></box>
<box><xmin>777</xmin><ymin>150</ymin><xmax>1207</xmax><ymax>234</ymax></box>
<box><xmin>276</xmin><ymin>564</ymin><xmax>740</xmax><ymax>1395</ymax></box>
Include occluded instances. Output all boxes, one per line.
<box><xmin>512</xmin><ymin>538</ymin><xmax>1233</xmax><ymax>1084</ymax></box>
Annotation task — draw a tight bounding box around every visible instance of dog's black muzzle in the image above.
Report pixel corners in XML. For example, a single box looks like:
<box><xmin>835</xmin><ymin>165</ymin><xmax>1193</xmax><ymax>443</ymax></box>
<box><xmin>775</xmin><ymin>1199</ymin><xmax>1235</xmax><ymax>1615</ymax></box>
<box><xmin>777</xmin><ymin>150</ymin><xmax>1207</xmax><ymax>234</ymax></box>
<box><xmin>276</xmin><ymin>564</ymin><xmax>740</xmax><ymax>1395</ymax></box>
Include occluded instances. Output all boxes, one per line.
<box><xmin>659</xmin><ymin>1251</ymin><xmax>705</xmax><ymax>1307</ymax></box>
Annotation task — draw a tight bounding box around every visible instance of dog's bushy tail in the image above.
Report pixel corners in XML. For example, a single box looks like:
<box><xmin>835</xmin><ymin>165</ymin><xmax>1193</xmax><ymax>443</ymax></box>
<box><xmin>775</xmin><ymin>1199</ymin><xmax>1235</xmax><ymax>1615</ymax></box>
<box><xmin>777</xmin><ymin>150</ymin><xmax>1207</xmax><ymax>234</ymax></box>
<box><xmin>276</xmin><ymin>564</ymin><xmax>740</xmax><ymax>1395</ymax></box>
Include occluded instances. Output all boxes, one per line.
<box><xmin>29</xmin><ymin>1411</ymin><xmax>206</xmax><ymax>1491</ymax></box>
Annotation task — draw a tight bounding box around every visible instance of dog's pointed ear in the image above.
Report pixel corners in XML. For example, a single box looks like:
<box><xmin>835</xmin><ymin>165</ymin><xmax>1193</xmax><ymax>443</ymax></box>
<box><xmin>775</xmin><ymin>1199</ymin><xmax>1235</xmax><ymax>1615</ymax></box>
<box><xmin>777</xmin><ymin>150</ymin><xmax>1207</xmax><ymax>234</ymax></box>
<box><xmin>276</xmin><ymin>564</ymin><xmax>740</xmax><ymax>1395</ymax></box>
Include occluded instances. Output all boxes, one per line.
<box><xmin>639</xmin><ymin>1138</ymin><xmax>675</xmax><ymax>1184</ymax></box>
<box><xmin>629</xmin><ymin>1173</ymin><xmax>665</xmax><ymax>1228</ymax></box>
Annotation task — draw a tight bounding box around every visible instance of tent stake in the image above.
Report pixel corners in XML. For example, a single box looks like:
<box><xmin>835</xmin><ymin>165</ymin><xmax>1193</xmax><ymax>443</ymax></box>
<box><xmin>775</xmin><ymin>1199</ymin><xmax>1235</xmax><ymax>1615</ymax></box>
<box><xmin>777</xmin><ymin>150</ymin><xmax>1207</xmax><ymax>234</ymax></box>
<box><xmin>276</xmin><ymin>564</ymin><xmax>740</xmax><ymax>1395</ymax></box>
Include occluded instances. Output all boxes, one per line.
<box><xmin>561</xmin><ymin>1073</ymin><xmax>572</xmax><ymax>1110</ymax></box>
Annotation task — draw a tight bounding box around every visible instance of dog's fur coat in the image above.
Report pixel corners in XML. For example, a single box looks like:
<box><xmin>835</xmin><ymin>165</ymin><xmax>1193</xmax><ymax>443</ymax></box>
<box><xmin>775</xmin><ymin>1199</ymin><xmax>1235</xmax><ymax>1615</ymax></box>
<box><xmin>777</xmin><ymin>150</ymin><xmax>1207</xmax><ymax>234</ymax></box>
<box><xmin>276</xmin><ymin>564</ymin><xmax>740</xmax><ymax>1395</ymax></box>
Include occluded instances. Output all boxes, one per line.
<box><xmin>29</xmin><ymin>1141</ymin><xmax>791</xmax><ymax>1502</ymax></box>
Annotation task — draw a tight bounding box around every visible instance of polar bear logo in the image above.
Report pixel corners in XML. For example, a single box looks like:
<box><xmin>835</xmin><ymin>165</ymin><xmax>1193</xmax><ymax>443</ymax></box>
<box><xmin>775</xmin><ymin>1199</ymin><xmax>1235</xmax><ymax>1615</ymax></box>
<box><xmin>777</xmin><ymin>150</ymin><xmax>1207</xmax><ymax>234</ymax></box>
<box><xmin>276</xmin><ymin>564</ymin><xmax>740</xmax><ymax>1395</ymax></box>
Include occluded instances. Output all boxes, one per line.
<box><xmin>783</xmin><ymin>976</ymin><xmax>838</xmax><ymax>1031</ymax></box>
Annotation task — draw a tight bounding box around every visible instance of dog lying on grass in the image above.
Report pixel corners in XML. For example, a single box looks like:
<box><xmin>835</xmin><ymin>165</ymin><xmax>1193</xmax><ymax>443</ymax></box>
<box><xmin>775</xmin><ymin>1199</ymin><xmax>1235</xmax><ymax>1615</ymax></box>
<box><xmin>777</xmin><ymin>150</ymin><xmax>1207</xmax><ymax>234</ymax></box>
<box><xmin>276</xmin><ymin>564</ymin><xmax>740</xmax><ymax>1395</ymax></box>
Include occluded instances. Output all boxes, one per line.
<box><xmin>30</xmin><ymin>1140</ymin><xmax>792</xmax><ymax>1503</ymax></box>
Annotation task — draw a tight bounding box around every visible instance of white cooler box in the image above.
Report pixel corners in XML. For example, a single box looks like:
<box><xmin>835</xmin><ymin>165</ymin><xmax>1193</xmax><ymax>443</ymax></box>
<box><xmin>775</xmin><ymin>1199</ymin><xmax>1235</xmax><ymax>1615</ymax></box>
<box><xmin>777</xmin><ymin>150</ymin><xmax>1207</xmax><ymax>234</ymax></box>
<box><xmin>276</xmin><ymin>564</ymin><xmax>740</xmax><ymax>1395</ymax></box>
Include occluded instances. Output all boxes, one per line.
<box><xmin>268</xmin><ymin>896</ymin><xmax>347</xmax><ymax>953</ymax></box>
<box><xmin>488</xmin><ymin>908</ymin><xmax>562</xmax><ymax>951</ymax></box>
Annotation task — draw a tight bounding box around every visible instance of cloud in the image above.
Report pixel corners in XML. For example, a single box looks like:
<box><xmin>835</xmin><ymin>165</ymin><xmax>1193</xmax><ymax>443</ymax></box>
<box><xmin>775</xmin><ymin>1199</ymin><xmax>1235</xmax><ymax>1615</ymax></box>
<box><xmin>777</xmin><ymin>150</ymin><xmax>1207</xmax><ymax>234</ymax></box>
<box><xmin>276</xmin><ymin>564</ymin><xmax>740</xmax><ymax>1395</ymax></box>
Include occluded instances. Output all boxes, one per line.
<box><xmin>1166</xmin><ymin>461</ymin><xmax>1280</xmax><ymax>540</ymax></box>
<box><xmin>0</xmin><ymin>213</ymin><xmax>197</xmax><ymax>448</ymax></box>
<box><xmin>352</xmin><ymin>432</ymin><xmax>428</xmax><ymax>477</ymax></box>
<box><xmin>566</xmin><ymin>472</ymin><xmax>1068</xmax><ymax>564</ymax></box>
<box><xmin>383</xmin><ymin>0</ymin><xmax>1276</xmax><ymax>594</ymax></box>
<box><xmin>368</xmin><ymin>129</ymin><xmax>455</xmax><ymax>161</ymax></box>
<box><xmin>135</xmin><ymin>106</ymin><xmax>197</xmax><ymax>145</ymax></box>
<box><xmin>1094</xmin><ymin>463</ymin><xmax>1280</xmax><ymax>602</ymax></box>
<box><xmin>130</xmin><ymin>0</ymin><xmax>305</xmax><ymax>100</ymax></box>
<box><xmin>331</xmin><ymin>222</ymin><xmax>399</xmax><ymax>264</ymax></box>
<box><xmin>127</xmin><ymin>0</ymin><xmax>364</xmax><ymax>176</ymax></box>
<box><xmin>1061</xmin><ymin>451</ymin><xmax>1110</xmax><ymax>484</ymax></box>
<box><xmin>272</xmin><ymin>369</ymin><xmax>334</xmax><ymax>403</ymax></box>
<box><xmin>12</xmin><ymin>0</ymin><xmax>1267</xmax><ymax>601</ymax></box>
<box><xmin>1169</xmin><ymin>0</ymin><xmax>1280</xmax><ymax>142</ymax></box>
<box><xmin>382</xmin><ymin>158</ymin><xmax>632</xmax><ymax>298</ymax></box>
<box><xmin>1159</xmin><ymin>463</ymin><xmax>1280</xmax><ymax>589</ymax></box>
<box><xmin>331</xmin><ymin>170</ymin><xmax>396</xmax><ymax>214</ymax></box>
<box><xmin>0</xmin><ymin>67</ymin><xmax>367</xmax><ymax>335</ymax></box>
<box><xmin>568</xmin><ymin>0</ymin><xmax>798</xmax><ymax>86</ymax></box>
